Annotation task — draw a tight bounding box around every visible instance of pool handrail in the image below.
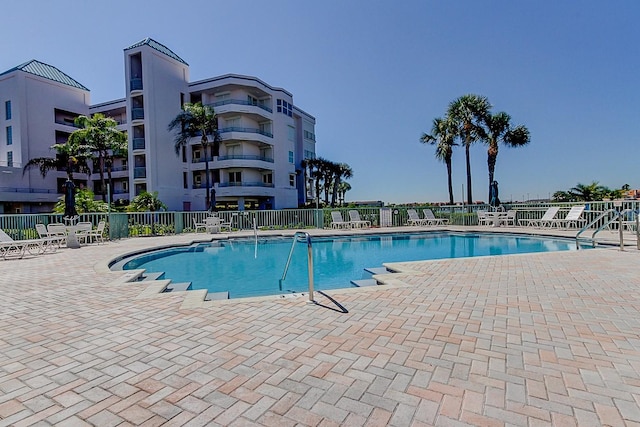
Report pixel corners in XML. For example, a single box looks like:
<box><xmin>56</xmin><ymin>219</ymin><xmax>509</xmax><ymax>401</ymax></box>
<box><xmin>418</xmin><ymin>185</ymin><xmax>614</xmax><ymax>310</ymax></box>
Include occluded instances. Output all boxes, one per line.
<box><xmin>280</xmin><ymin>232</ymin><xmax>315</xmax><ymax>303</ymax></box>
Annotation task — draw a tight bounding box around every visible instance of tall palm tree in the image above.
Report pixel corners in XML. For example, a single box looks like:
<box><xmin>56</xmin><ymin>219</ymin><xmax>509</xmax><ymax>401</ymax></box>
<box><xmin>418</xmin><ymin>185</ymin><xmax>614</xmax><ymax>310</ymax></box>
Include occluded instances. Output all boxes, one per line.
<box><xmin>23</xmin><ymin>139</ymin><xmax>92</xmax><ymax>183</ymax></box>
<box><xmin>318</xmin><ymin>158</ymin><xmax>336</xmax><ymax>205</ymax></box>
<box><xmin>447</xmin><ymin>94</ymin><xmax>490</xmax><ymax>204</ymax></box>
<box><xmin>421</xmin><ymin>116</ymin><xmax>457</xmax><ymax>205</ymax></box>
<box><xmin>331</xmin><ymin>162</ymin><xmax>353</xmax><ymax>207</ymax></box>
<box><xmin>168</xmin><ymin>102</ymin><xmax>220</xmax><ymax>210</ymax></box>
<box><xmin>69</xmin><ymin>113</ymin><xmax>127</xmax><ymax>202</ymax></box>
<box><xmin>337</xmin><ymin>181</ymin><xmax>351</xmax><ymax>206</ymax></box>
<box><xmin>483</xmin><ymin>111</ymin><xmax>530</xmax><ymax>202</ymax></box>
<box><xmin>569</xmin><ymin>182</ymin><xmax>606</xmax><ymax>201</ymax></box>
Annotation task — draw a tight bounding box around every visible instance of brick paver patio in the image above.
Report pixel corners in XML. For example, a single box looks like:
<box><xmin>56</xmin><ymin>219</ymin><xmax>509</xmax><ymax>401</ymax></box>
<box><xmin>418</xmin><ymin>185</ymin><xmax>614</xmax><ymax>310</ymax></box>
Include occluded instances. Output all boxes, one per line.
<box><xmin>1</xmin><ymin>228</ymin><xmax>639</xmax><ymax>426</ymax></box>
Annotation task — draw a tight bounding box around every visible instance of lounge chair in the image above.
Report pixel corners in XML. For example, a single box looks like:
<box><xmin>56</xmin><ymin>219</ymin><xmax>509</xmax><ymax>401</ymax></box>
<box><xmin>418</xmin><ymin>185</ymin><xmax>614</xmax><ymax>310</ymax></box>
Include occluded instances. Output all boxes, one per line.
<box><xmin>553</xmin><ymin>205</ymin><xmax>586</xmax><ymax>229</ymax></box>
<box><xmin>0</xmin><ymin>228</ymin><xmax>56</xmax><ymax>260</ymax></box>
<box><xmin>74</xmin><ymin>222</ymin><xmax>93</xmax><ymax>244</ymax></box>
<box><xmin>406</xmin><ymin>209</ymin><xmax>428</xmax><ymax>226</ymax></box>
<box><xmin>423</xmin><ymin>208</ymin><xmax>449</xmax><ymax>225</ymax></box>
<box><xmin>348</xmin><ymin>210</ymin><xmax>371</xmax><ymax>228</ymax></box>
<box><xmin>498</xmin><ymin>210</ymin><xmax>517</xmax><ymax>227</ymax></box>
<box><xmin>330</xmin><ymin>211</ymin><xmax>351</xmax><ymax>229</ymax></box>
<box><xmin>518</xmin><ymin>206</ymin><xmax>560</xmax><ymax>228</ymax></box>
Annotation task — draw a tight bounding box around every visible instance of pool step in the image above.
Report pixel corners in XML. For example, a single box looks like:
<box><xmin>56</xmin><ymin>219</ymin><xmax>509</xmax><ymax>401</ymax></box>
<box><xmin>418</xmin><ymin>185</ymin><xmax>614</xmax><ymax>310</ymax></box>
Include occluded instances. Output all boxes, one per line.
<box><xmin>364</xmin><ymin>267</ymin><xmax>392</xmax><ymax>275</ymax></box>
<box><xmin>205</xmin><ymin>291</ymin><xmax>229</xmax><ymax>301</ymax></box>
<box><xmin>138</xmin><ymin>271</ymin><xmax>165</xmax><ymax>281</ymax></box>
<box><xmin>351</xmin><ymin>279</ymin><xmax>379</xmax><ymax>287</ymax></box>
<box><xmin>164</xmin><ymin>282</ymin><xmax>192</xmax><ymax>292</ymax></box>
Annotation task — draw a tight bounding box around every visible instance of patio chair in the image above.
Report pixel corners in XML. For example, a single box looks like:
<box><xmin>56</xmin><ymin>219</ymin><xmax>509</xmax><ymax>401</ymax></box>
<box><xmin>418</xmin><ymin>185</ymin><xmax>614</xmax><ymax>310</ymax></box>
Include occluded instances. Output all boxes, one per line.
<box><xmin>406</xmin><ymin>209</ymin><xmax>428</xmax><ymax>226</ymax></box>
<box><xmin>74</xmin><ymin>222</ymin><xmax>93</xmax><ymax>244</ymax></box>
<box><xmin>193</xmin><ymin>218</ymin><xmax>207</xmax><ymax>233</ymax></box>
<box><xmin>205</xmin><ymin>216</ymin><xmax>232</xmax><ymax>233</ymax></box>
<box><xmin>517</xmin><ymin>206</ymin><xmax>560</xmax><ymax>228</ymax></box>
<box><xmin>348</xmin><ymin>210</ymin><xmax>371</xmax><ymax>228</ymax></box>
<box><xmin>36</xmin><ymin>223</ymin><xmax>66</xmax><ymax>247</ymax></box>
<box><xmin>84</xmin><ymin>220</ymin><xmax>106</xmax><ymax>244</ymax></box>
<box><xmin>553</xmin><ymin>205</ymin><xmax>586</xmax><ymax>229</ymax></box>
<box><xmin>498</xmin><ymin>210</ymin><xmax>517</xmax><ymax>227</ymax></box>
<box><xmin>477</xmin><ymin>210</ymin><xmax>491</xmax><ymax>226</ymax></box>
<box><xmin>330</xmin><ymin>211</ymin><xmax>351</xmax><ymax>229</ymax></box>
<box><xmin>423</xmin><ymin>208</ymin><xmax>449</xmax><ymax>225</ymax></box>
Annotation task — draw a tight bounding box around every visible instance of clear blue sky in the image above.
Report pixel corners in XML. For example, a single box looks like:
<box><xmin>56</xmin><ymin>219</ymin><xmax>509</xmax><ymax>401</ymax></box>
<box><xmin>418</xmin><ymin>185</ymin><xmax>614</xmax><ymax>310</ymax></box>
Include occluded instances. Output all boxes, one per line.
<box><xmin>2</xmin><ymin>1</ymin><xmax>638</xmax><ymax>204</ymax></box>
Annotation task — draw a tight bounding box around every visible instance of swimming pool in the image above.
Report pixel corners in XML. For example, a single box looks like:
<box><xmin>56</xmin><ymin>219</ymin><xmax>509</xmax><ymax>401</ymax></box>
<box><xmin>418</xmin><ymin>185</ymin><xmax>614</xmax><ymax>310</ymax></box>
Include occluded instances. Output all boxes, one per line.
<box><xmin>115</xmin><ymin>232</ymin><xmax>580</xmax><ymax>299</ymax></box>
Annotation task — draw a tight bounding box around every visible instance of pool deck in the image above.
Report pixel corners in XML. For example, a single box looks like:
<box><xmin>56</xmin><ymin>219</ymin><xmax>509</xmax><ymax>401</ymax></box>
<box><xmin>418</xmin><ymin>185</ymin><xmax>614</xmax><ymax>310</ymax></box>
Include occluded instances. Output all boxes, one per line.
<box><xmin>1</xmin><ymin>225</ymin><xmax>639</xmax><ymax>426</ymax></box>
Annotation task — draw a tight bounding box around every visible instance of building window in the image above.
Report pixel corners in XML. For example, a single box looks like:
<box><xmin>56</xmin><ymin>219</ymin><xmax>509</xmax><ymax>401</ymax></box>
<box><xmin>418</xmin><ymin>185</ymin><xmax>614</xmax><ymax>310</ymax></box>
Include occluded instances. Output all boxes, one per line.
<box><xmin>247</xmin><ymin>95</ymin><xmax>258</xmax><ymax>106</ymax></box>
<box><xmin>6</xmin><ymin>126</ymin><xmax>11</xmax><ymax>145</ymax></box>
<box><xmin>288</xmin><ymin>151</ymin><xmax>294</xmax><ymax>163</ymax></box>
<box><xmin>289</xmin><ymin>174</ymin><xmax>295</xmax><ymax>187</ymax></box>
<box><xmin>5</xmin><ymin>101</ymin><xmax>11</xmax><ymax>120</ymax></box>
<box><xmin>277</xmin><ymin>99</ymin><xmax>292</xmax><ymax>117</ymax></box>
<box><xmin>229</xmin><ymin>171</ymin><xmax>241</xmax><ymax>183</ymax></box>
<box><xmin>183</xmin><ymin>172</ymin><xmax>188</xmax><ymax>189</ymax></box>
<box><xmin>304</xmin><ymin>150</ymin><xmax>315</xmax><ymax>160</ymax></box>
<box><xmin>304</xmin><ymin>130</ymin><xmax>315</xmax><ymax>141</ymax></box>
<box><xmin>262</xmin><ymin>173</ymin><xmax>272</xmax><ymax>185</ymax></box>
<box><xmin>288</xmin><ymin>125</ymin><xmax>295</xmax><ymax>142</ymax></box>
<box><xmin>7</xmin><ymin>151</ymin><xmax>12</xmax><ymax>167</ymax></box>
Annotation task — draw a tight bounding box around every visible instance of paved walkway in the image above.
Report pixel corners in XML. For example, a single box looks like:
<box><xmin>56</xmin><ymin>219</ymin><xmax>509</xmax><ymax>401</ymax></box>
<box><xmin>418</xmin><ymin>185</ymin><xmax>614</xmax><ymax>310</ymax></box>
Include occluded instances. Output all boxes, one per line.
<box><xmin>1</xmin><ymin>227</ymin><xmax>639</xmax><ymax>426</ymax></box>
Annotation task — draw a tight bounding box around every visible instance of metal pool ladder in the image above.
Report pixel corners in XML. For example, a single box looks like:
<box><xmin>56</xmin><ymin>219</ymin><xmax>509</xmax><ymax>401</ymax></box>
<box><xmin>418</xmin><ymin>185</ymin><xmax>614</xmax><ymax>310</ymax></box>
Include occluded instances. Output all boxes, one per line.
<box><xmin>280</xmin><ymin>232</ymin><xmax>315</xmax><ymax>303</ymax></box>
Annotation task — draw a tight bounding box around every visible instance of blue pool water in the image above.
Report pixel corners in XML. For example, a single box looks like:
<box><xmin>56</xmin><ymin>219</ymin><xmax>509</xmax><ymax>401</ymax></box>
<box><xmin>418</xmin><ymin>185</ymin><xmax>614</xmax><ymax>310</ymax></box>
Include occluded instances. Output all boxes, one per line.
<box><xmin>117</xmin><ymin>232</ymin><xmax>580</xmax><ymax>299</ymax></box>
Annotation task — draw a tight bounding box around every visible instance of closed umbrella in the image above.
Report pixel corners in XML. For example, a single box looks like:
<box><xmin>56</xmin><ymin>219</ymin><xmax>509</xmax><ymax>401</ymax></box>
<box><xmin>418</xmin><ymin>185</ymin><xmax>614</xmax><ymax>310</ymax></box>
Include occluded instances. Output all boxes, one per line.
<box><xmin>489</xmin><ymin>181</ymin><xmax>500</xmax><ymax>208</ymax></box>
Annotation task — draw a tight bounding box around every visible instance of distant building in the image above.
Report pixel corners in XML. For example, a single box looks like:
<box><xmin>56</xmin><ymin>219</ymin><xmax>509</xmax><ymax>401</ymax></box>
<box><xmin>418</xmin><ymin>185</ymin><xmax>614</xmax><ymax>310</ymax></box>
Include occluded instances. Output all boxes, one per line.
<box><xmin>0</xmin><ymin>38</ymin><xmax>317</xmax><ymax>213</ymax></box>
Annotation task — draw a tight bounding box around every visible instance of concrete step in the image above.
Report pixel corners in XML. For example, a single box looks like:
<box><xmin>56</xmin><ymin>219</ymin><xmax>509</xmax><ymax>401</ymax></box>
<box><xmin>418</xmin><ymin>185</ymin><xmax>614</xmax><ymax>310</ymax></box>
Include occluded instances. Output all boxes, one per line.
<box><xmin>351</xmin><ymin>279</ymin><xmax>378</xmax><ymax>287</ymax></box>
<box><xmin>364</xmin><ymin>267</ymin><xmax>391</xmax><ymax>275</ymax></box>
<box><xmin>164</xmin><ymin>282</ymin><xmax>192</xmax><ymax>292</ymax></box>
<box><xmin>138</xmin><ymin>271</ymin><xmax>165</xmax><ymax>281</ymax></box>
<box><xmin>205</xmin><ymin>291</ymin><xmax>229</xmax><ymax>301</ymax></box>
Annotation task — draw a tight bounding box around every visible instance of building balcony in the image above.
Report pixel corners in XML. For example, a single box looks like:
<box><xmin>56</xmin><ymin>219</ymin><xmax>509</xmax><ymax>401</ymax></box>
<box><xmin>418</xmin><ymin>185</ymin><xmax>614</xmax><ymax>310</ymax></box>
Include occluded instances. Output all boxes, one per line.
<box><xmin>133</xmin><ymin>167</ymin><xmax>146</xmax><ymax>179</ymax></box>
<box><xmin>130</xmin><ymin>78</ymin><xmax>143</xmax><ymax>91</ymax></box>
<box><xmin>132</xmin><ymin>138</ymin><xmax>145</xmax><ymax>150</ymax></box>
<box><xmin>191</xmin><ymin>156</ymin><xmax>214</xmax><ymax>164</ymax></box>
<box><xmin>218</xmin><ymin>182</ymin><xmax>274</xmax><ymax>188</ymax></box>
<box><xmin>217</xmin><ymin>155</ymin><xmax>273</xmax><ymax>163</ymax></box>
<box><xmin>110</xmin><ymin>165</ymin><xmax>129</xmax><ymax>172</ymax></box>
<box><xmin>54</xmin><ymin>119</ymin><xmax>81</xmax><ymax>128</ymax></box>
<box><xmin>208</xmin><ymin>99</ymin><xmax>272</xmax><ymax>113</ymax></box>
<box><xmin>219</xmin><ymin>127</ymin><xmax>273</xmax><ymax>138</ymax></box>
<box><xmin>131</xmin><ymin>108</ymin><xmax>144</xmax><ymax>121</ymax></box>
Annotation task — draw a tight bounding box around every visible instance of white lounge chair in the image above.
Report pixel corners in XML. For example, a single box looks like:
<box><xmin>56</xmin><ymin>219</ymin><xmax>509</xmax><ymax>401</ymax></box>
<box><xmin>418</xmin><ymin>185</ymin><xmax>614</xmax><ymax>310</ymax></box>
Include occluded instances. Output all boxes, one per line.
<box><xmin>406</xmin><ymin>209</ymin><xmax>428</xmax><ymax>226</ymax></box>
<box><xmin>74</xmin><ymin>222</ymin><xmax>93</xmax><ymax>244</ymax></box>
<box><xmin>518</xmin><ymin>206</ymin><xmax>560</xmax><ymax>228</ymax></box>
<box><xmin>348</xmin><ymin>210</ymin><xmax>371</xmax><ymax>228</ymax></box>
<box><xmin>330</xmin><ymin>211</ymin><xmax>351</xmax><ymax>229</ymax></box>
<box><xmin>498</xmin><ymin>210</ymin><xmax>517</xmax><ymax>227</ymax></box>
<box><xmin>36</xmin><ymin>223</ymin><xmax>66</xmax><ymax>247</ymax></box>
<box><xmin>0</xmin><ymin>228</ymin><xmax>55</xmax><ymax>260</ymax></box>
<box><xmin>553</xmin><ymin>205</ymin><xmax>586</xmax><ymax>229</ymax></box>
<box><xmin>423</xmin><ymin>209</ymin><xmax>449</xmax><ymax>225</ymax></box>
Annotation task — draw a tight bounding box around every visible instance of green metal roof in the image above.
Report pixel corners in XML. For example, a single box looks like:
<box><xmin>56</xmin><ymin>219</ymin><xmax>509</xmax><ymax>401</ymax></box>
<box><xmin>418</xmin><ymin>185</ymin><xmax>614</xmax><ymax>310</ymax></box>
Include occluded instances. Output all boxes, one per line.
<box><xmin>0</xmin><ymin>60</ymin><xmax>89</xmax><ymax>91</ymax></box>
<box><xmin>125</xmin><ymin>38</ymin><xmax>188</xmax><ymax>66</ymax></box>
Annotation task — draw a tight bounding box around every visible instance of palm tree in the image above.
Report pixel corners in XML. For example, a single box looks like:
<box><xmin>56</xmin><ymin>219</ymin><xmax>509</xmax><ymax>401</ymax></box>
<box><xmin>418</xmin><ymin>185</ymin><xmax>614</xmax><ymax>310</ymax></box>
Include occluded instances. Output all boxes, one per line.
<box><xmin>447</xmin><ymin>94</ymin><xmax>490</xmax><ymax>204</ymax></box>
<box><xmin>23</xmin><ymin>139</ymin><xmax>92</xmax><ymax>183</ymax></box>
<box><xmin>168</xmin><ymin>102</ymin><xmax>220</xmax><ymax>210</ymax></box>
<box><xmin>483</xmin><ymin>111</ymin><xmax>530</xmax><ymax>202</ymax></box>
<box><xmin>69</xmin><ymin>113</ymin><xmax>127</xmax><ymax>202</ymax></box>
<box><xmin>421</xmin><ymin>116</ymin><xmax>457</xmax><ymax>204</ymax></box>
<box><xmin>331</xmin><ymin>162</ymin><xmax>353</xmax><ymax>207</ymax></box>
<box><xmin>337</xmin><ymin>181</ymin><xmax>351</xmax><ymax>206</ymax></box>
<box><xmin>569</xmin><ymin>182</ymin><xmax>605</xmax><ymax>201</ymax></box>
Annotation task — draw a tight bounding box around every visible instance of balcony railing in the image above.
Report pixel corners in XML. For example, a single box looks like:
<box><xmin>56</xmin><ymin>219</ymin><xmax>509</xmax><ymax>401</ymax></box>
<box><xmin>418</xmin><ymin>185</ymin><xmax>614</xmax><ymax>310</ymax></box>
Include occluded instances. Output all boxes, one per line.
<box><xmin>54</xmin><ymin>119</ymin><xmax>80</xmax><ymax>128</ymax></box>
<box><xmin>130</xmin><ymin>78</ymin><xmax>143</xmax><ymax>91</ymax></box>
<box><xmin>133</xmin><ymin>167</ymin><xmax>146</xmax><ymax>179</ymax></box>
<box><xmin>131</xmin><ymin>108</ymin><xmax>144</xmax><ymax>120</ymax></box>
<box><xmin>218</xmin><ymin>182</ymin><xmax>274</xmax><ymax>188</ymax></box>
<box><xmin>110</xmin><ymin>165</ymin><xmax>129</xmax><ymax>172</ymax></box>
<box><xmin>0</xmin><ymin>187</ymin><xmax>58</xmax><ymax>194</ymax></box>
<box><xmin>191</xmin><ymin>156</ymin><xmax>214</xmax><ymax>163</ymax></box>
<box><xmin>207</xmin><ymin>99</ymin><xmax>272</xmax><ymax>113</ymax></box>
<box><xmin>217</xmin><ymin>155</ymin><xmax>274</xmax><ymax>163</ymax></box>
<box><xmin>218</xmin><ymin>127</ymin><xmax>273</xmax><ymax>138</ymax></box>
<box><xmin>132</xmin><ymin>138</ymin><xmax>145</xmax><ymax>150</ymax></box>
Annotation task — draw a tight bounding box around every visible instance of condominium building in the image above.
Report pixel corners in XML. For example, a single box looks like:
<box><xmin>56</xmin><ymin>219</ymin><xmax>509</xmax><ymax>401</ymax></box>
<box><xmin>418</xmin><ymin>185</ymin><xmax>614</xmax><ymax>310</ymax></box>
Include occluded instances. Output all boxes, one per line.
<box><xmin>0</xmin><ymin>38</ymin><xmax>317</xmax><ymax>213</ymax></box>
